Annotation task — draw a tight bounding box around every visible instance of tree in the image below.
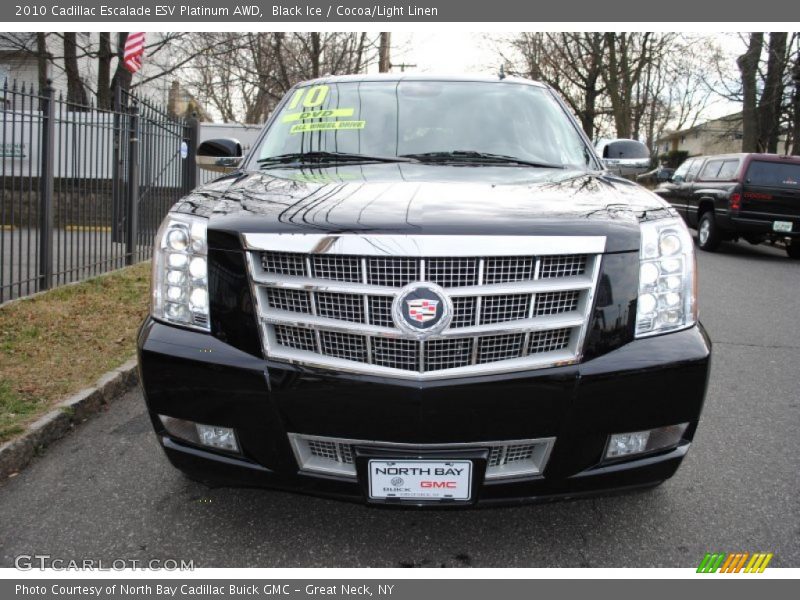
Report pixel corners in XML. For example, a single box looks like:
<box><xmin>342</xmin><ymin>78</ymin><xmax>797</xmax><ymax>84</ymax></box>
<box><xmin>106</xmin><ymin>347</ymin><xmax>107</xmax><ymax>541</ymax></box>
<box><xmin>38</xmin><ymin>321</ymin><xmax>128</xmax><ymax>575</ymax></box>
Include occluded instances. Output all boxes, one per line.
<box><xmin>96</xmin><ymin>32</ymin><xmax>113</xmax><ymax>109</ymax></box>
<box><xmin>793</xmin><ymin>56</ymin><xmax>800</xmax><ymax>155</ymax></box>
<box><xmin>757</xmin><ymin>32</ymin><xmax>788</xmax><ymax>153</ymax></box>
<box><xmin>736</xmin><ymin>33</ymin><xmax>763</xmax><ymax>152</ymax></box>
<box><xmin>63</xmin><ymin>32</ymin><xmax>89</xmax><ymax>107</ymax></box>
<box><xmin>379</xmin><ymin>32</ymin><xmax>391</xmax><ymax>73</ymax></box>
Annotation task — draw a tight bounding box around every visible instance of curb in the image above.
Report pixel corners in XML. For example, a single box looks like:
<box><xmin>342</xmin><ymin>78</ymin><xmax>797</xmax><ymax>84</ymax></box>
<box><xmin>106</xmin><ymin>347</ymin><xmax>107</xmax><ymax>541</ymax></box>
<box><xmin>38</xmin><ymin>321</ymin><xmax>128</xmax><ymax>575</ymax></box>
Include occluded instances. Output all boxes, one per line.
<box><xmin>0</xmin><ymin>359</ymin><xmax>140</xmax><ymax>481</ymax></box>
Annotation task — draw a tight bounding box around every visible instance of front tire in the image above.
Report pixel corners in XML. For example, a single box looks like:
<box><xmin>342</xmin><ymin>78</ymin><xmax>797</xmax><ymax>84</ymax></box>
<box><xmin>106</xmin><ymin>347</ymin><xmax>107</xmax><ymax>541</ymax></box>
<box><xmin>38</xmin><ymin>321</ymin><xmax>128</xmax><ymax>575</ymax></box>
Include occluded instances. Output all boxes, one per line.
<box><xmin>787</xmin><ymin>241</ymin><xmax>800</xmax><ymax>259</ymax></box>
<box><xmin>697</xmin><ymin>212</ymin><xmax>721</xmax><ymax>251</ymax></box>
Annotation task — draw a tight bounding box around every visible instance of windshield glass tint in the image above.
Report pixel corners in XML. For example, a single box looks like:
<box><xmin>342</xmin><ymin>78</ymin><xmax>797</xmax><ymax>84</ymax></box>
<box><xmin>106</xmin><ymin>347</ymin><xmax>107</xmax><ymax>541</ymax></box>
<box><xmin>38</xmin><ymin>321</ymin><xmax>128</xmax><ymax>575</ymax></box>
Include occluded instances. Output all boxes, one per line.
<box><xmin>745</xmin><ymin>161</ymin><xmax>800</xmax><ymax>189</ymax></box>
<box><xmin>256</xmin><ymin>81</ymin><xmax>594</xmax><ymax>168</ymax></box>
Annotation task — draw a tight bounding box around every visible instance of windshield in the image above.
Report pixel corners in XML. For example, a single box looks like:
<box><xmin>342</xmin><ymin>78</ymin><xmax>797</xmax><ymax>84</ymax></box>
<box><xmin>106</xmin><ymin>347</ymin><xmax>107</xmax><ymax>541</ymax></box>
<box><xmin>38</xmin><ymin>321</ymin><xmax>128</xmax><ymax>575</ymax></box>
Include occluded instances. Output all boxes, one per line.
<box><xmin>253</xmin><ymin>80</ymin><xmax>596</xmax><ymax>169</ymax></box>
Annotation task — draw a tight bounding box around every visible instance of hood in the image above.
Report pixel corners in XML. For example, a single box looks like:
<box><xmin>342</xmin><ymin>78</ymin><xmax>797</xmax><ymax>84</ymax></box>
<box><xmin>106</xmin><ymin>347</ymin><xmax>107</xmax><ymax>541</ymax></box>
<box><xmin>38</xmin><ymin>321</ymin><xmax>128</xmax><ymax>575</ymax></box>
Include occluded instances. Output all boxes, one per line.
<box><xmin>174</xmin><ymin>163</ymin><xmax>673</xmax><ymax>253</ymax></box>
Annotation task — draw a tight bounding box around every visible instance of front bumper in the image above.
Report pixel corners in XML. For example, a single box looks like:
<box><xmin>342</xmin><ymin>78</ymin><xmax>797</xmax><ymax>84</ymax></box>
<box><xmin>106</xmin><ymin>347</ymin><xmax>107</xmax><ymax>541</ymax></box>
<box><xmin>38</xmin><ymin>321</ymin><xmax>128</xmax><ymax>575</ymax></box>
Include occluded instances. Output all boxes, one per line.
<box><xmin>137</xmin><ymin>319</ymin><xmax>711</xmax><ymax>506</ymax></box>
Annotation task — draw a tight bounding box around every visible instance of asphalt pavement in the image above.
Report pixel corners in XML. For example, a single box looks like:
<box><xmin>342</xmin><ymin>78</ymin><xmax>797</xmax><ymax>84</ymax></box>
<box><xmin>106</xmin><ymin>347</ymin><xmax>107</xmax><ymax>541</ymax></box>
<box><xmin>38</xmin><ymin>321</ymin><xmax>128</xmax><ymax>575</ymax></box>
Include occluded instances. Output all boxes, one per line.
<box><xmin>1</xmin><ymin>237</ymin><xmax>798</xmax><ymax>568</ymax></box>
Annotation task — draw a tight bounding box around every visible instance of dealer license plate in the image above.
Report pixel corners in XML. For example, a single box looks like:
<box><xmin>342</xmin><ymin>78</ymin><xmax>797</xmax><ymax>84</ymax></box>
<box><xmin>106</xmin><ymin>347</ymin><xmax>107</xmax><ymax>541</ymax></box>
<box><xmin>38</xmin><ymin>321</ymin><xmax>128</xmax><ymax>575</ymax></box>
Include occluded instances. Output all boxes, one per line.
<box><xmin>773</xmin><ymin>221</ymin><xmax>793</xmax><ymax>233</ymax></box>
<box><xmin>368</xmin><ymin>460</ymin><xmax>472</xmax><ymax>501</ymax></box>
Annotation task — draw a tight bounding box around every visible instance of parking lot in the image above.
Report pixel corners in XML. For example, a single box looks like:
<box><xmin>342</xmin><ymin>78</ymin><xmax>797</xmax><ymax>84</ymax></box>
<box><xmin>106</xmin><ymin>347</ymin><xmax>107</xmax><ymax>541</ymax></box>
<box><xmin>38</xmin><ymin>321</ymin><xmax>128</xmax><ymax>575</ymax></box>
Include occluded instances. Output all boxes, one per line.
<box><xmin>0</xmin><ymin>238</ymin><xmax>798</xmax><ymax>568</ymax></box>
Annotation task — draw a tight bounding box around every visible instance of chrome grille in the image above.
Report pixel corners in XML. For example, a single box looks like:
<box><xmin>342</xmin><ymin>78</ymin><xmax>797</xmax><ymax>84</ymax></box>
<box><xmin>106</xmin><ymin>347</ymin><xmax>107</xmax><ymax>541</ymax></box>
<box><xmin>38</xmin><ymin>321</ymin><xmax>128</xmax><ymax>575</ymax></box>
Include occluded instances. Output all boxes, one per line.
<box><xmin>320</xmin><ymin>330</ymin><xmax>367</xmax><ymax>361</ymax></box>
<box><xmin>251</xmin><ymin>234</ymin><xmax>603</xmax><ymax>380</ymax></box>
<box><xmin>477</xmin><ymin>333</ymin><xmax>526</xmax><ymax>364</ymax></box>
<box><xmin>484</xmin><ymin>256</ymin><xmax>535</xmax><ymax>284</ymax></box>
<box><xmin>261</xmin><ymin>252</ymin><xmax>306</xmax><ymax>277</ymax></box>
<box><xmin>274</xmin><ymin>324</ymin><xmax>316</xmax><ymax>352</ymax></box>
<box><xmin>426</xmin><ymin>257</ymin><xmax>479</xmax><ymax>287</ymax></box>
<box><xmin>267</xmin><ymin>288</ymin><xmax>311</xmax><ymax>313</ymax></box>
<box><xmin>480</xmin><ymin>294</ymin><xmax>530</xmax><ymax>324</ymax></box>
<box><xmin>367</xmin><ymin>257</ymin><xmax>419</xmax><ymax>287</ymax></box>
<box><xmin>534</xmin><ymin>290</ymin><xmax>579</xmax><ymax>316</ymax></box>
<box><xmin>425</xmin><ymin>338</ymin><xmax>473</xmax><ymax>371</ymax></box>
<box><xmin>451</xmin><ymin>296</ymin><xmax>477</xmax><ymax>328</ymax></box>
<box><xmin>540</xmin><ymin>254</ymin><xmax>587</xmax><ymax>278</ymax></box>
<box><xmin>368</xmin><ymin>295</ymin><xmax>394</xmax><ymax>327</ymax></box>
<box><xmin>290</xmin><ymin>433</ymin><xmax>556</xmax><ymax>480</ymax></box>
<box><xmin>316</xmin><ymin>292</ymin><xmax>363</xmax><ymax>323</ymax></box>
<box><xmin>311</xmin><ymin>255</ymin><xmax>361</xmax><ymax>282</ymax></box>
<box><xmin>528</xmin><ymin>328</ymin><xmax>571</xmax><ymax>354</ymax></box>
<box><xmin>372</xmin><ymin>337</ymin><xmax>419</xmax><ymax>371</ymax></box>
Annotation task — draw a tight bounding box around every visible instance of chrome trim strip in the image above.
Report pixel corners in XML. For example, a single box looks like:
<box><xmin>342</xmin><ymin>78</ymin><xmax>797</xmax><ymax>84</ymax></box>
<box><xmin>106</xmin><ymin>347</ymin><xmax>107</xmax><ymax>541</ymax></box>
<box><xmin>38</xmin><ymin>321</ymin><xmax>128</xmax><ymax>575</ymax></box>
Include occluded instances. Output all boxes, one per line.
<box><xmin>250</xmin><ymin>273</ymin><xmax>595</xmax><ymax>296</ymax></box>
<box><xmin>287</xmin><ymin>433</ymin><xmax>557</xmax><ymax>480</ymax></box>
<box><xmin>244</xmin><ymin>233</ymin><xmax>606</xmax><ymax>256</ymax></box>
<box><xmin>261</xmin><ymin>309</ymin><xmax>584</xmax><ymax>339</ymax></box>
<box><xmin>265</xmin><ymin>345</ymin><xmax>577</xmax><ymax>381</ymax></box>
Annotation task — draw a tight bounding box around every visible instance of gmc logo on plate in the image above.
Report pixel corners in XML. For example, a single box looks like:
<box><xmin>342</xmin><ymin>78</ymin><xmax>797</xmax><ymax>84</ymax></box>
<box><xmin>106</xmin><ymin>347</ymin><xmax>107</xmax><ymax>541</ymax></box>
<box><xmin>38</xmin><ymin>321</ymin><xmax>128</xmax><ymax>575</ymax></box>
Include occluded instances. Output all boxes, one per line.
<box><xmin>420</xmin><ymin>481</ymin><xmax>457</xmax><ymax>488</ymax></box>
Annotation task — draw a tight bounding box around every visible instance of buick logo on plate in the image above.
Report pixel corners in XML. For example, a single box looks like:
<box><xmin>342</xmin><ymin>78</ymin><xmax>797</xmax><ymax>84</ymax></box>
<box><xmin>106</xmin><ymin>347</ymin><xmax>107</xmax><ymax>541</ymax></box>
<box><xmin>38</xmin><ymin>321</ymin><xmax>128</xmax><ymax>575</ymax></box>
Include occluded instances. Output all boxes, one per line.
<box><xmin>391</xmin><ymin>477</ymin><xmax>405</xmax><ymax>486</ymax></box>
<box><xmin>392</xmin><ymin>283</ymin><xmax>453</xmax><ymax>339</ymax></box>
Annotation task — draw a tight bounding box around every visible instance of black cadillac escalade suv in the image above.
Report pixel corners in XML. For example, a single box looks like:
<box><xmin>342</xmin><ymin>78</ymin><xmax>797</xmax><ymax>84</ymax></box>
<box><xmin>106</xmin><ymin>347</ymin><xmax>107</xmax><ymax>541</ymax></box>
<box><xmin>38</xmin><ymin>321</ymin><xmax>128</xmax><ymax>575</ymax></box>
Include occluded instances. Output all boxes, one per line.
<box><xmin>137</xmin><ymin>75</ymin><xmax>711</xmax><ymax>506</ymax></box>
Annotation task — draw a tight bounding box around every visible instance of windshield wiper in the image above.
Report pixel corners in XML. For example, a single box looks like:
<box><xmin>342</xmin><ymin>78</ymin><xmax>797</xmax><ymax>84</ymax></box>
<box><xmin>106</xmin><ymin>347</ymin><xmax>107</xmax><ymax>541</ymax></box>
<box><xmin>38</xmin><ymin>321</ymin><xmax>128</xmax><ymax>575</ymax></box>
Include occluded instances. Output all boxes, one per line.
<box><xmin>399</xmin><ymin>150</ymin><xmax>564</xmax><ymax>169</ymax></box>
<box><xmin>257</xmin><ymin>151</ymin><xmax>416</xmax><ymax>166</ymax></box>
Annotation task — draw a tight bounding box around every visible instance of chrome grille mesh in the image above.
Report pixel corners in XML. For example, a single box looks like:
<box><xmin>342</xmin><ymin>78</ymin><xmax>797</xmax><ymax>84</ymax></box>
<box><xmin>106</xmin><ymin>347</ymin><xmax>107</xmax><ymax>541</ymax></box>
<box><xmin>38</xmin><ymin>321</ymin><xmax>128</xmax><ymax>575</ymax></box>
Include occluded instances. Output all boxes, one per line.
<box><xmin>368</xmin><ymin>295</ymin><xmax>394</xmax><ymax>327</ymax></box>
<box><xmin>426</xmin><ymin>257</ymin><xmax>479</xmax><ymax>287</ymax></box>
<box><xmin>261</xmin><ymin>252</ymin><xmax>306</xmax><ymax>277</ymax></box>
<box><xmin>425</xmin><ymin>338</ymin><xmax>473</xmax><ymax>371</ymax></box>
<box><xmin>534</xmin><ymin>290</ymin><xmax>580</xmax><ymax>316</ymax></box>
<box><xmin>372</xmin><ymin>337</ymin><xmax>419</xmax><ymax>371</ymax></box>
<box><xmin>540</xmin><ymin>254</ymin><xmax>587</xmax><ymax>278</ymax></box>
<box><xmin>367</xmin><ymin>257</ymin><xmax>419</xmax><ymax>287</ymax></box>
<box><xmin>274</xmin><ymin>324</ymin><xmax>316</xmax><ymax>352</ymax></box>
<box><xmin>316</xmin><ymin>292</ymin><xmax>363</xmax><ymax>323</ymax></box>
<box><xmin>528</xmin><ymin>328</ymin><xmax>571</xmax><ymax>354</ymax></box>
<box><xmin>267</xmin><ymin>288</ymin><xmax>311</xmax><ymax>313</ymax></box>
<box><xmin>320</xmin><ymin>330</ymin><xmax>367</xmax><ymax>361</ymax></box>
<box><xmin>484</xmin><ymin>256</ymin><xmax>535</xmax><ymax>284</ymax></box>
<box><xmin>451</xmin><ymin>296</ymin><xmax>477</xmax><ymax>328</ymax></box>
<box><xmin>261</xmin><ymin>252</ymin><xmax>590</xmax><ymax>284</ymax></box>
<box><xmin>311</xmin><ymin>255</ymin><xmax>361</xmax><ymax>282</ymax></box>
<box><xmin>480</xmin><ymin>294</ymin><xmax>530</xmax><ymax>324</ymax></box>
<box><xmin>253</xmin><ymin>239</ymin><xmax>601</xmax><ymax>379</ymax></box>
<box><xmin>477</xmin><ymin>333</ymin><xmax>526</xmax><ymax>364</ymax></box>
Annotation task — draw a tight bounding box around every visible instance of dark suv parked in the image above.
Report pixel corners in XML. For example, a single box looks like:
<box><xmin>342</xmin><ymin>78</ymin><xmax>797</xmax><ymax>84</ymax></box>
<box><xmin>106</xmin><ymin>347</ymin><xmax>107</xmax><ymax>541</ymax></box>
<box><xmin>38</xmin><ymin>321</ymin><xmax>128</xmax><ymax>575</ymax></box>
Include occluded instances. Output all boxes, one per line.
<box><xmin>655</xmin><ymin>153</ymin><xmax>800</xmax><ymax>257</ymax></box>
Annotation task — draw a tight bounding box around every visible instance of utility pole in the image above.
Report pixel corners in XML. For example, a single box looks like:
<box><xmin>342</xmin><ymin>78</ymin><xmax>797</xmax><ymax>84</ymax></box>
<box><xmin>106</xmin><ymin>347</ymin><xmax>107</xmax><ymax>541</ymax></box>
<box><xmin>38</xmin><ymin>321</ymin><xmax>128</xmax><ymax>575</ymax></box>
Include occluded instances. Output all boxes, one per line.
<box><xmin>379</xmin><ymin>33</ymin><xmax>391</xmax><ymax>73</ymax></box>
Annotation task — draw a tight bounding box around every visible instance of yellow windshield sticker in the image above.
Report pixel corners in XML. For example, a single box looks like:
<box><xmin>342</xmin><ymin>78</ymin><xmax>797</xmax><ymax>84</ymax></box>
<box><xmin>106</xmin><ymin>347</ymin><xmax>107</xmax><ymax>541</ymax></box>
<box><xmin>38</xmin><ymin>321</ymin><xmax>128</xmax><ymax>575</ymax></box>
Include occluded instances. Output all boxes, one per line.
<box><xmin>287</xmin><ymin>85</ymin><xmax>330</xmax><ymax>110</ymax></box>
<box><xmin>282</xmin><ymin>108</ymin><xmax>355</xmax><ymax>123</ymax></box>
<box><xmin>290</xmin><ymin>121</ymin><xmax>366</xmax><ymax>134</ymax></box>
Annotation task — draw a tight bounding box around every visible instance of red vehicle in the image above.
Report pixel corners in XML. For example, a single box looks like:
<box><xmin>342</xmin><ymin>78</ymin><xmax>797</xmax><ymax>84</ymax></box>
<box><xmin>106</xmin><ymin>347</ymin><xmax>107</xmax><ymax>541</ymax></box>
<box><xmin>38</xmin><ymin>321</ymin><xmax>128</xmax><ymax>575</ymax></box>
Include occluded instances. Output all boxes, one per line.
<box><xmin>655</xmin><ymin>153</ymin><xmax>800</xmax><ymax>258</ymax></box>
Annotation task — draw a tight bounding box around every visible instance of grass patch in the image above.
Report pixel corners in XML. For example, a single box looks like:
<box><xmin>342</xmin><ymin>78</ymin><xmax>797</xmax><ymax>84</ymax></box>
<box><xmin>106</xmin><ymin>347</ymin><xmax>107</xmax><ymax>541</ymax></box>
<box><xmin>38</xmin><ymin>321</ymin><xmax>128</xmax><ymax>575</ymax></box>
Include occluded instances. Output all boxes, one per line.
<box><xmin>0</xmin><ymin>262</ymin><xmax>150</xmax><ymax>443</ymax></box>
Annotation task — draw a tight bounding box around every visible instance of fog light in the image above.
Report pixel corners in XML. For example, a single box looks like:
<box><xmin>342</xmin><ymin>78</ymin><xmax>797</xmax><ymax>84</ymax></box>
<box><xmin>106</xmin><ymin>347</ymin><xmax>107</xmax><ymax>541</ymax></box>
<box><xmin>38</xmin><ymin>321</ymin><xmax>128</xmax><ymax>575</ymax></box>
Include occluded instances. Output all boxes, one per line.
<box><xmin>159</xmin><ymin>415</ymin><xmax>239</xmax><ymax>453</ymax></box>
<box><xmin>196</xmin><ymin>424</ymin><xmax>238</xmax><ymax>452</ymax></box>
<box><xmin>604</xmin><ymin>423</ymin><xmax>688</xmax><ymax>461</ymax></box>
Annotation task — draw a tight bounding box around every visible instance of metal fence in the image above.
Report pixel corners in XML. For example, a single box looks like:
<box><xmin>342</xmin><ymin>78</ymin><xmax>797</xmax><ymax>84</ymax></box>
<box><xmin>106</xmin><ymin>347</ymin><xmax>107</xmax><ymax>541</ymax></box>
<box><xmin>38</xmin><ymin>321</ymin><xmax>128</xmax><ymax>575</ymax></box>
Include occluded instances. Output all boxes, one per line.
<box><xmin>1</xmin><ymin>79</ymin><xmax>198</xmax><ymax>303</ymax></box>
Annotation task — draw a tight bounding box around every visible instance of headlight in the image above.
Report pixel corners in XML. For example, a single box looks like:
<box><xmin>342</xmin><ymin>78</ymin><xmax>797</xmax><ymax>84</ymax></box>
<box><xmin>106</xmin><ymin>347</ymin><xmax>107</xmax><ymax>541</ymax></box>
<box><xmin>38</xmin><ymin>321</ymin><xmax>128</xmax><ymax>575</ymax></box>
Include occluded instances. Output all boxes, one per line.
<box><xmin>152</xmin><ymin>213</ymin><xmax>209</xmax><ymax>331</ymax></box>
<box><xmin>635</xmin><ymin>217</ymin><xmax>697</xmax><ymax>337</ymax></box>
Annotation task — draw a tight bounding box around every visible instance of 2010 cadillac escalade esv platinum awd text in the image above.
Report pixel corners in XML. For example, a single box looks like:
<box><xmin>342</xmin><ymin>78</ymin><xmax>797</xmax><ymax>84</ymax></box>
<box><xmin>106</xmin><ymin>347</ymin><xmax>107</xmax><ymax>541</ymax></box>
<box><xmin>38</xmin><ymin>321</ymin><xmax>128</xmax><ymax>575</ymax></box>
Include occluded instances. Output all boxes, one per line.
<box><xmin>137</xmin><ymin>75</ymin><xmax>711</xmax><ymax>506</ymax></box>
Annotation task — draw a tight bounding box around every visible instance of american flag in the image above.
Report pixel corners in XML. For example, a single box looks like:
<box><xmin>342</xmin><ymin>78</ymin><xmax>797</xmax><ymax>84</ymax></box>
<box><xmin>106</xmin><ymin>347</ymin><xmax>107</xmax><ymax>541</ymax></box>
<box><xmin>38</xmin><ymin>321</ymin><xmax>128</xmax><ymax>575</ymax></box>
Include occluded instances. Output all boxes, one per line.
<box><xmin>123</xmin><ymin>32</ymin><xmax>146</xmax><ymax>74</ymax></box>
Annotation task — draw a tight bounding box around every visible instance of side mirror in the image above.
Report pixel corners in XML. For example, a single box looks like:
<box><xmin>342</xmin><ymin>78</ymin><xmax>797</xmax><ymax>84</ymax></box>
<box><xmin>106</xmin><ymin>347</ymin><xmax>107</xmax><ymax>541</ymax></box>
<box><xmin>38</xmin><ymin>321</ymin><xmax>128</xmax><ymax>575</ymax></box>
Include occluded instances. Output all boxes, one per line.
<box><xmin>197</xmin><ymin>138</ymin><xmax>243</xmax><ymax>173</ymax></box>
<box><xmin>599</xmin><ymin>139</ymin><xmax>651</xmax><ymax>178</ymax></box>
